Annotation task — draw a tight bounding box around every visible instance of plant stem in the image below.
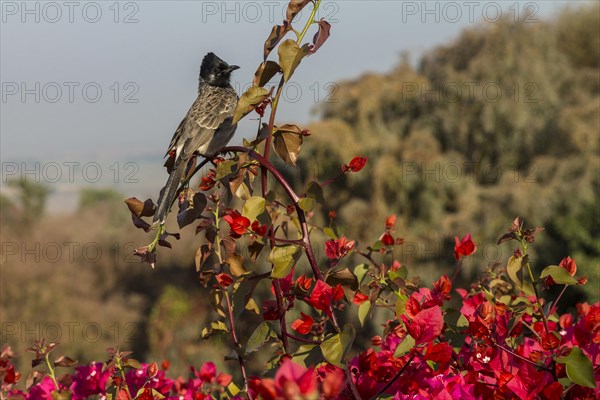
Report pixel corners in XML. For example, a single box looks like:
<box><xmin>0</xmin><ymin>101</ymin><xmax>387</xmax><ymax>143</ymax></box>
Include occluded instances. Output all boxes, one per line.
<box><xmin>356</xmin><ymin>250</ymin><xmax>380</xmax><ymax>270</ymax></box>
<box><xmin>274</xmin><ymin>279</ymin><xmax>290</xmax><ymax>353</ymax></box>
<box><xmin>548</xmin><ymin>284</ymin><xmax>568</xmax><ymax>315</ymax></box>
<box><xmin>371</xmin><ymin>353</ymin><xmax>416</xmax><ymax>399</ymax></box>
<box><xmin>297</xmin><ymin>0</ymin><xmax>323</xmax><ymax>44</ymax></box>
<box><xmin>213</xmin><ymin>201</ymin><xmax>223</xmax><ymax>264</ymax></box>
<box><xmin>494</xmin><ymin>342</ymin><xmax>553</xmax><ymax>372</ymax></box>
<box><xmin>44</xmin><ymin>353</ymin><xmax>59</xmax><ymax>392</ymax></box>
<box><xmin>345</xmin><ymin>366</ymin><xmax>363</xmax><ymax>400</ymax></box>
<box><xmin>115</xmin><ymin>356</ymin><xmax>132</xmax><ymax>399</ymax></box>
<box><xmin>286</xmin><ymin>332</ymin><xmax>321</xmax><ymax>345</ymax></box>
<box><xmin>224</xmin><ymin>146</ymin><xmax>340</xmax><ymax>332</ymax></box>
<box><xmin>224</xmin><ymin>290</ymin><xmax>251</xmax><ymax>398</ymax></box>
<box><xmin>260</xmin><ymin>234</ymin><xmax>303</xmax><ymax>245</ymax></box>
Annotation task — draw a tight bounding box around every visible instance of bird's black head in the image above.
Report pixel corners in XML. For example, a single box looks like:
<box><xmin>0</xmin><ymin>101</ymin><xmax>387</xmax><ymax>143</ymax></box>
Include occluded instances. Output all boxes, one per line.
<box><xmin>200</xmin><ymin>52</ymin><xmax>239</xmax><ymax>88</ymax></box>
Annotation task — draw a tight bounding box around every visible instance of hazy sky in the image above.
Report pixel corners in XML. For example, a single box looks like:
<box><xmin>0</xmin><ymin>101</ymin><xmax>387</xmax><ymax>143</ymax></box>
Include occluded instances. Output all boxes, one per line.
<box><xmin>0</xmin><ymin>1</ymin><xmax>588</xmax><ymax>209</ymax></box>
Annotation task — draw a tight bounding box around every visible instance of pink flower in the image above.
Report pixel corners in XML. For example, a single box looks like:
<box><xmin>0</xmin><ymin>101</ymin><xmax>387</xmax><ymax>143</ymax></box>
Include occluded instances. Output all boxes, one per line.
<box><xmin>27</xmin><ymin>376</ymin><xmax>56</xmax><ymax>400</ymax></box>
<box><xmin>401</xmin><ymin>306</ymin><xmax>444</xmax><ymax>345</ymax></box>
<box><xmin>291</xmin><ymin>313</ymin><xmax>314</xmax><ymax>335</ymax></box>
<box><xmin>274</xmin><ymin>360</ymin><xmax>318</xmax><ymax>399</ymax></box>
<box><xmin>70</xmin><ymin>362</ymin><xmax>110</xmax><ymax>400</ymax></box>
<box><xmin>198</xmin><ymin>362</ymin><xmax>216</xmax><ymax>382</ymax></box>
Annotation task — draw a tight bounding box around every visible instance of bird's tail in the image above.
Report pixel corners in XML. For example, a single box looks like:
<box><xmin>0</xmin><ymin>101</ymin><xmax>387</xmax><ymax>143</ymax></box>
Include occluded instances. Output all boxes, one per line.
<box><xmin>153</xmin><ymin>161</ymin><xmax>186</xmax><ymax>226</ymax></box>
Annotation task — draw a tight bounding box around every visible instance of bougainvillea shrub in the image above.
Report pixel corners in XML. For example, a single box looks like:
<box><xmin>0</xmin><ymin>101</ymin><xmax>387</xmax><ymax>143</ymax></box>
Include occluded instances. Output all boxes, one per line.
<box><xmin>2</xmin><ymin>1</ymin><xmax>598</xmax><ymax>399</ymax></box>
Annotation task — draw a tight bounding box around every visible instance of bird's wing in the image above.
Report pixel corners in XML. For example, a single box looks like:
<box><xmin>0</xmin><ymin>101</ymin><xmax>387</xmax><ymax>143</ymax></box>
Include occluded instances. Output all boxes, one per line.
<box><xmin>166</xmin><ymin>85</ymin><xmax>237</xmax><ymax>161</ymax></box>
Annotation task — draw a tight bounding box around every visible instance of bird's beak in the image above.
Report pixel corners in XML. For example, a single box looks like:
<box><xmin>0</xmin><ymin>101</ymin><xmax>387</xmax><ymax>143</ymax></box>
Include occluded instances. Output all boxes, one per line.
<box><xmin>226</xmin><ymin>65</ymin><xmax>240</xmax><ymax>73</ymax></box>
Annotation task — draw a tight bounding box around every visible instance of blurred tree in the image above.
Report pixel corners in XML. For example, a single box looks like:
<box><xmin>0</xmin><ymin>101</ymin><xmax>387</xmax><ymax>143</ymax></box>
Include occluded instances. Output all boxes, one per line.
<box><xmin>79</xmin><ymin>188</ymin><xmax>124</xmax><ymax>209</ymax></box>
<box><xmin>301</xmin><ymin>5</ymin><xmax>599</xmax><ymax>302</ymax></box>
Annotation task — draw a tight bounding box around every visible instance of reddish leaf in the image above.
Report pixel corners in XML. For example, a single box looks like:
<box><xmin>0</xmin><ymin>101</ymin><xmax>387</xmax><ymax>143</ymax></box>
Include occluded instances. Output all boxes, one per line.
<box><xmin>223</xmin><ymin>210</ymin><xmax>251</xmax><ymax>237</ymax></box>
<box><xmin>541</xmin><ymin>332</ymin><xmax>561</xmax><ymax>350</ymax></box>
<box><xmin>124</xmin><ymin>197</ymin><xmax>156</xmax><ymax>217</ymax></box>
<box><xmin>310</xmin><ymin>19</ymin><xmax>331</xmax><ymax>53</ymax></box>
<box><xmin>353</xmin><ymin>291</ymin><xmax>369</xmax><ymax>305</ymax></box>
<box><xmin>264</xmin><ymin>22</ymin><xmax>291</xmax><ymax>60</ymax></box>
<box><xmin>286</xmin><ymin>0</ymin><xmax>312</xmax><ymax>23</ymax></box>
<box><xmin>385</xmin><ymin>214</ymin><xmax>397</xmax><ymax>229</ymax></box>
<box><xmin>254</xmin><ymin>61</ymin><xmax>282</xmax><ymax>87</ymax></box>
<box><xmin>559</xmin><ymin>256</ymin><xmax>577</xmax><ymax>276</ymax></box>
<box><xmin>344</xmin><ymin>156</ymin><xmax>368</xmax><ymax>173</ymax></box>
<box><xmin>251</xmin><ymin>220</ymin><xmax>268</xmax><ymax>236</ymax></box>
<box><xmin>454</xmin><ymin>233</ymin><xmax>476</xmax><ymax>260</ymax></box>
<box><xmin>433</xmin><ymin>274</ymin><xmax>452</xmax><ymax>299</ymax></box>
<box><xmin>380</xmin><ymin>232</ymin><xmax>395</xmax><ymax>246</ymax></box>
<box><xmin>216</xmin><ymin>273</ymin><xmax>234</xmax><ymax>288</ymax></box>
<box><xmin>325</xmin><ymin>237</ymin><xmax>355</xmax><ymax>260</ymax></box>
<box><xmin>306</xmin><ymin>280</ymin><xmax>341</xmax><ymax>317</ymax></box>
<box><xmin>262</xmin><ymin>300</ymin><xmax>279</xmax><ymax>321</ymax></box>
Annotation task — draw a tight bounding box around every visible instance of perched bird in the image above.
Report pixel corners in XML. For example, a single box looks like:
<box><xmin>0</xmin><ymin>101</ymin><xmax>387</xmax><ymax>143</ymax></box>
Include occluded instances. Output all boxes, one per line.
<box><xmin>153</xmin><ymin>53</ymin><xmax>239</xmax><ymax>225</ymax></box>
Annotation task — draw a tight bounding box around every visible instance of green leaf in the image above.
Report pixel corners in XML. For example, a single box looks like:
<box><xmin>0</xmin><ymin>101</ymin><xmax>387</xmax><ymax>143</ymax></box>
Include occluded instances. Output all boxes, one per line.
<box><xmin>243</xmin><ymin>196</ymin><xmax>266</xmax><ymax>222</ymax></box>
<box><xmin>557</xmin><ymin>347</ymin><xmax>596</xmax><ymax>388</ymax></box>
<box><xmin>358</xmin><ymin>301</ymin><xmax>371</xmax><ymax>326</ymax></box>
<box><xmin>323</xmin><ymin>227</ymin><xmax>337</xmax><ymax>240</ymax></box>
<box><xmin>246</xmin><ymin>321</ymin><xmax>275</xmax><ymax>354</ymax></box>
<box><xmin>214</xmin><ymin>160</ymin><xmax>237</xmax><ymax>180</ymax></box>
<box><xmin>278</xmin><ymin>39</ymin><xmax>310</xmax><ymax>82</ymax></box>
<box><xmin>306</xmin><ymin>181</ymin><xmax>324</xmax><ymax>203</ymax></box>
<box><xmin>201</xmin><ymin>320</ymin><xmax>228</xmax><ymax>339</ymax></box>
<box><xmin>298</xmin><ymin>197</ymin><xmax>314</xmax><ymax>212</ymax></box>
<box><xmin>456</xmin><ymin>314</ymin><xmax>469</xmax><ymax>329</ymax></box>
<box><xmin>540</xmin><ymin>265</ymin><xmax>578</xmax><ymax>285</ymax></box>
<box><xmin>225</xmin><ymin>382</ymin><xmax>241</xmax><ymax>397</ymax></box>
<box><xmin>292</xmin><ymin>344</ymin><xmax>323</xmax><ymax>367</ymax></box>
<box><xmin>124</xmin><ymin>358</ymin><xmax>142</xmax><ymax>370</ymax></box>
<box><xmin>51</xmin><ymin>390</ymin><xmax>72</xmax><ymax>400</ymax></box>
<box><xmin>269</xmin><ymin>245</ymin><xmax>300</xmax><ymax>278</ymax></box>
<box><xmin>507</xmin><ymin>255</ymin><xmax>524</xmax><ymax>287</ymax></box>
<box><xmin>354</xmin><ymin>264</ymin><xmax>369</xmax><ymax>285</ymax></box>
<box><xmin>233</xmin><ymin>86</ymin><xmax>270</xmax><ymax>124</ymax></box>
<box><xmin>320</xmin><ymin>324</ymin><xmax>355</xmax><ymax>367</ymax></box>
<box><xmin>395</xmin><ymin>295</ymin><xmax>406</xmax><ymax>317</ymax></box>
<box><xmin>394</xmin><ymin>334</ymin><xmax>415</xmax><ymax>357</ymax></box>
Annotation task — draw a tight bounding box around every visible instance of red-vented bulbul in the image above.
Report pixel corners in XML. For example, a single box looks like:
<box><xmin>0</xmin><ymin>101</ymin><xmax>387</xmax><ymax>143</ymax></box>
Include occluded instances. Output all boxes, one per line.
<box><xmin>153</xmin><ymin>53</ymin><xmax>239</xmax><ymax>225</ymax></box>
